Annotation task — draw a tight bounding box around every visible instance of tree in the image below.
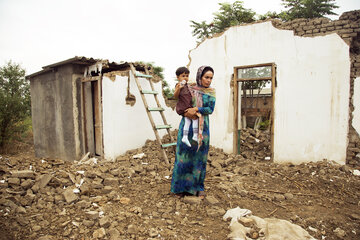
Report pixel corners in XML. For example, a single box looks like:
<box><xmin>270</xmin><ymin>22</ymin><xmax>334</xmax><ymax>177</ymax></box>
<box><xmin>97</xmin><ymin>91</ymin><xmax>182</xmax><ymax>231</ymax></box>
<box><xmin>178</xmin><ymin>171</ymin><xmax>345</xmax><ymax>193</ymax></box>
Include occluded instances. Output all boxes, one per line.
<box><xmin>0</xmin><ymin>61</ymin><xmax>30</xmax><ymax>147</ymax></box>
<box><xmin>212</xmin><ymin>1</ymin><xmax>256</xmax><ymax>33</ymax></box>
<box><xmin>137</xmin><ymin>61</ymin><xmax>174</xmax><ymax>99</ymax></box>
<box><xmin>190</xmin><ymin>20</ymin><xmax>213</xmax><ymax>41</ymax></box>
<box><xmin>191</xmin><ymin>0</ymin><xmax>341</xmax><ymax>40</ymax></box>
<box><xmin>281</xmin><ymin>0</ymin><xmax>339</xmax><ymax>20</ymax></box>
<box><xmin>190</xmin><ymin>1</ymin><xmax>255</xmax><ymax>41</ymax></box>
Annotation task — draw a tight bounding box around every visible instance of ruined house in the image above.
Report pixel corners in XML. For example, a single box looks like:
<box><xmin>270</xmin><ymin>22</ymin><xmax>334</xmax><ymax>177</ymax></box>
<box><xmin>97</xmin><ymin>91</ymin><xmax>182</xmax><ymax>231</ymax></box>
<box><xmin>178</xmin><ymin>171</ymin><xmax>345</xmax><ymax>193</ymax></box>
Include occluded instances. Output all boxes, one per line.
<box><xmin>26</xmin><ymin>57</ymin><xmax>179</xmax><ymax>161</ymax></box>
<box><xmin>27</xmin><ymin>11</ymin><xmax>360</xmax><ymax>167</ymax></box>
<box><xmin>187</xmin><ymin>10</ymin><xmax>360</xmax><ymax>167</ymax></box>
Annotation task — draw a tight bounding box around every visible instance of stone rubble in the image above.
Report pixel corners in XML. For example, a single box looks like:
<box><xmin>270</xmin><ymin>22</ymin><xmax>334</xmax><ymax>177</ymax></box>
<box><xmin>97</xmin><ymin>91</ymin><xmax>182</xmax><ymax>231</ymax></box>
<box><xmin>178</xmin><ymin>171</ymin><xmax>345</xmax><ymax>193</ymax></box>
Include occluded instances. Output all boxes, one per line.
<box><xmin>0</xmin><ymin>130</ymin><xmax>359</xmax><ymax>239</ymax></box>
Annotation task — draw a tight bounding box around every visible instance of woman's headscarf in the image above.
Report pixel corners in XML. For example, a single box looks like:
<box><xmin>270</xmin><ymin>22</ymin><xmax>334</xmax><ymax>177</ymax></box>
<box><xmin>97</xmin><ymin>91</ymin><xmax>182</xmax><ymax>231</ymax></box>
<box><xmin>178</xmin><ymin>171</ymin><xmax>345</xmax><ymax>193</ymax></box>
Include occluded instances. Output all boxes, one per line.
<box><xmin>196</xmin><ymin>66</ymin><xmax>212</xmax><ymax>87</ymax></box>
<box><xmin>189</xmin><ymin>66</ymin><xmax>216</xmax><ymax>150</ymax></box>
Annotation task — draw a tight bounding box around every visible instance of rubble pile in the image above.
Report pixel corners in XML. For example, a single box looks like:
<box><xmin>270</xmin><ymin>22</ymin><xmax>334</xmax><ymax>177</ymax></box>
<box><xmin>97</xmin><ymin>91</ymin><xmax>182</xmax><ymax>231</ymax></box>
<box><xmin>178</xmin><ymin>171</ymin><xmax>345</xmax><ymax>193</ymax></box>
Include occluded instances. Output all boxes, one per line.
<box><xmin>0</xmin><ymin>132</ymin><xmax>359</xmax><ymax>239</ymax></box>
<box><xmin>238</xmin><ymin>128</ymin><xmax>271</xmax><ymax>161</ymax></box>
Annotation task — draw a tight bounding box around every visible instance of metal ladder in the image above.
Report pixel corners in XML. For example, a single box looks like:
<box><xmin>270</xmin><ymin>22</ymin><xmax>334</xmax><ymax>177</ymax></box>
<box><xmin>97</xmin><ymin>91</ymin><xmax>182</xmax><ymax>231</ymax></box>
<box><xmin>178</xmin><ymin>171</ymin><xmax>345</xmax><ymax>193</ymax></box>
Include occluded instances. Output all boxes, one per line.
<box><xmin>129</xmin><ymin>63</ymin><xmax>176</xmax><ymax>165</ymax></box>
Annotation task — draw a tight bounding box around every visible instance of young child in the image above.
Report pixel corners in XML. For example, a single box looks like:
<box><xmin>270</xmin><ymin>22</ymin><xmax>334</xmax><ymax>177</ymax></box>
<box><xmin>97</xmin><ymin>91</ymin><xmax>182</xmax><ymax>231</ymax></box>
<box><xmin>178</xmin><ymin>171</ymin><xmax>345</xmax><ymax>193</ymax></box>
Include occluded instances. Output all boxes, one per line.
<box><xmin>174</xmin><ymin>67</ymin><xmax>200</xmax><ymax>147</ymax></box>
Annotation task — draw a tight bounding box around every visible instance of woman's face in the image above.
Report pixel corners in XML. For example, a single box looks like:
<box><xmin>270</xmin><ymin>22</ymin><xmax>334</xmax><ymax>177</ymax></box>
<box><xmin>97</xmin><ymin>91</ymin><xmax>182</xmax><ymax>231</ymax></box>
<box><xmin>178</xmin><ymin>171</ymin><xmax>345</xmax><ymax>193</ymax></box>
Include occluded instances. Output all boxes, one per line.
<box><xmin>201</xmin><ymin>70</ymin><xmax>213</xmax><ymax>88</ymax></box>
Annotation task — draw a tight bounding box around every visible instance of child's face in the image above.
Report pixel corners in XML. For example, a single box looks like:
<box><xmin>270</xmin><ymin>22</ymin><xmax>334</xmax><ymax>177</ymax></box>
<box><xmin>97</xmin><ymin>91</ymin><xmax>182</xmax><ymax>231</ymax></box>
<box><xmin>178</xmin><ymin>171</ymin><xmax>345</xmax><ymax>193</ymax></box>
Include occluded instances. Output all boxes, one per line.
<box><xmin>177</xmin><ymin>72</ymin><xmax>189</xmax><ymax>82</ymax></box>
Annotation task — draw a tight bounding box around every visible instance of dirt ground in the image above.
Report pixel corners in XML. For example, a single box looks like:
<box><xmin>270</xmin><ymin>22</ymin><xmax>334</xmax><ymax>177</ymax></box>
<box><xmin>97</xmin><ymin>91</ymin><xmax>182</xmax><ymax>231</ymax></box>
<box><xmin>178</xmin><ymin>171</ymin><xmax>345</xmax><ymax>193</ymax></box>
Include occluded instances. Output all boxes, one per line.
<box><xmin>0</xmin><ymin>130</ymin><xmax>359</xmax><ymax>239</ymax></box>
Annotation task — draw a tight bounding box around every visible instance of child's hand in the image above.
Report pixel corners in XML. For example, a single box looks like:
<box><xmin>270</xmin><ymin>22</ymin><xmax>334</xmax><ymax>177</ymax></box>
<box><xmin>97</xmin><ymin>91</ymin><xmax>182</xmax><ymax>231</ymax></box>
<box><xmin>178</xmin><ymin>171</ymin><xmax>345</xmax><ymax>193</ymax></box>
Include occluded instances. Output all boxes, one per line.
<box><xmin>180</xmin><ymin>80</ymin><xmax>186</xmax><ymax>86</ymax></box>
<box><xmin>175</xmin><ymin>84</ymin><xmax>183</xmax><ymax>91</ymax></box>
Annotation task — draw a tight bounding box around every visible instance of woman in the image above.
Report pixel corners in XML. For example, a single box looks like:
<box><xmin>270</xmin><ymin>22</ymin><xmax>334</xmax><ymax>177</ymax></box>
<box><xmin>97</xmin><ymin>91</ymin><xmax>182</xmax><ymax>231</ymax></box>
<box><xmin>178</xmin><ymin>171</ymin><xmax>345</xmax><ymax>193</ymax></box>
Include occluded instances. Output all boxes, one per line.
<box><xmin>170</xmin><ymin>65</ymin><xmax>216</xmax><ymax>199</ymax></box>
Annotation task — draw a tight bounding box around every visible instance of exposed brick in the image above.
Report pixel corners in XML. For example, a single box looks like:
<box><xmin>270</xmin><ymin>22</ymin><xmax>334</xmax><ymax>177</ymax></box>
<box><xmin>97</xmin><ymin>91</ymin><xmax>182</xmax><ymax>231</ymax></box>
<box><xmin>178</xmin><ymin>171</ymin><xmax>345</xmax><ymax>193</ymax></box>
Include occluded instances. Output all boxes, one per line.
<box><xmin>313</xmin><ymin>19</ymin><xmax>322</xmax><ymax>25</ymax></box>
<box><xmin>303</xmin><ymin>25</ymin><xmax>315</xmax><ymax>30</ymax></box>
<box><xmin>320</xmin><ymin>28</ymin><xmax>327</xmax><ymax>32</ymax></box>
<box><xmin>341</xmin><ymin>33</ymin><xmax>357</xmax><ymax>38</ymax></box>
<box><xmin>335</xmin><ymin>20</ymin><xmax>348</xmax><ymax>26</ymax></box>
<box><xmin>322</xmin><ymin>22</ymin><xmax>334</xmax><ymax>27</ymax></box>
<box><xmin>342</xmin><ymin>38</ymin><xmax>352</xmax><ymax>45</ymax></box>
<box><xmin>297</xmin><ymin>31</ymin><xmax>305</xmax><ymax>36</ymax></box>
<box><xmin>338</xmin><ymin>29</ymin><xmax>354</xmax><ymax>34</ymax></box>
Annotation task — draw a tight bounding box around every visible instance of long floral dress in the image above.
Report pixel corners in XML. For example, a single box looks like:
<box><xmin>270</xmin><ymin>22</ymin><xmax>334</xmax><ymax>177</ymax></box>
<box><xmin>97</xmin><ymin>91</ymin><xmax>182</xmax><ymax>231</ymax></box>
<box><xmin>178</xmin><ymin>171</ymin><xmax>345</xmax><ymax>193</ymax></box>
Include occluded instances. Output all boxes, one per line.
<box><xmin>170</xmin><ymin>94</ymin><xmax>216</xmax><ymax>195</ymax></box>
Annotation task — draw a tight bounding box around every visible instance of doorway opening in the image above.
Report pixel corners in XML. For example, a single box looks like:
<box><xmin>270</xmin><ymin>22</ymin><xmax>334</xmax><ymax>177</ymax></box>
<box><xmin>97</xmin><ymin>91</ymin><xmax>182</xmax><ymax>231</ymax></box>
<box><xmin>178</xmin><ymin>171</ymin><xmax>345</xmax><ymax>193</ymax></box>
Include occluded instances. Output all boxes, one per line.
<box><xmin>81</xmin><ymin>75</ymin><xmax>103</xmax><ymax>157</ymax></box>
<box><xmin>233</xmin><ymin>63</ymin><xmax>276</xmax><ymax>160</ymax></box>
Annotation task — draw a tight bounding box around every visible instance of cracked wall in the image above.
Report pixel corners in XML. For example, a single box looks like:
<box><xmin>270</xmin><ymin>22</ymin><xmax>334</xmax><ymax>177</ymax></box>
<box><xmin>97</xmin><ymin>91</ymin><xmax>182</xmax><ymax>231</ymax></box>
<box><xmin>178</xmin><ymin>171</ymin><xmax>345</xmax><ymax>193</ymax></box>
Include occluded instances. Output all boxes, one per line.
<box><xmin>187</xmin><ymin>11</ymin><xmax>360</xmax><ymax>165</ymax></box>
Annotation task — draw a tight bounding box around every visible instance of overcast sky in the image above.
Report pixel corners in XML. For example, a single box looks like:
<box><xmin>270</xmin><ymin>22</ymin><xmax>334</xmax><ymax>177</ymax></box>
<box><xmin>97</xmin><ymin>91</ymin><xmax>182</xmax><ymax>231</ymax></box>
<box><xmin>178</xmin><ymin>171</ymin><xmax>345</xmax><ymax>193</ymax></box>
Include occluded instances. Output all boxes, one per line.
<box><xmin>0</xmin><ymin>0</ymin><xmax>359</xmax><ymax>87</ymax></box>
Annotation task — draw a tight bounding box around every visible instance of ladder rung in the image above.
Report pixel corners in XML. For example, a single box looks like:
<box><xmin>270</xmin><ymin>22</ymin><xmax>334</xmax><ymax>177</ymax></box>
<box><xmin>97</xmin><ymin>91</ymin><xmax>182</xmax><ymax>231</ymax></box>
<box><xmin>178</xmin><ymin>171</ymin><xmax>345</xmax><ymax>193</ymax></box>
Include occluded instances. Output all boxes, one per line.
<box><xmin>148</xmin><ymin>107</ymin><xmax>164</xmax><ymax>111</ymax></box>
<box><xmin>135</xmin><ymin>72</ymin><xmax>153</xmax><ymax>78</ymax></box>
<box><xmin>155</xmin><ymin>125</ymin><xmax>172</xmax><ymax>129</ymax></box>
<box><xmin>142</xmin><ymin>90</ymin><xmax>158</xmax><ymax>94</ymax></box>
<box><xmin>162</xmin><ymin>142</ymin><xmax>177</xmax><ymax>148</ymax></box>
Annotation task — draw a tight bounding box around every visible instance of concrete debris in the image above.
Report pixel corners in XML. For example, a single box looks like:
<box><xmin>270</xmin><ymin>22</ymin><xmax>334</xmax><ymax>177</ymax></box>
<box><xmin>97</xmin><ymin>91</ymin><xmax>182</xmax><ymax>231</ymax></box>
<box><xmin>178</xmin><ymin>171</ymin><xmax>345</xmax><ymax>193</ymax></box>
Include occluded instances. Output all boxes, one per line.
<box><xmin>132</xmin><ymin>153</ymin><xmax>145</xmax><ymax>159</ymax></box>
<box><xmin>333</xmin><ymin>227</ymin><xmax>346</xmax><ymax>238</ymax></box>
<box><xmin>0</xmin><ymin>130</ymin><xmax>359</xmax><ymax>239</ymax></box>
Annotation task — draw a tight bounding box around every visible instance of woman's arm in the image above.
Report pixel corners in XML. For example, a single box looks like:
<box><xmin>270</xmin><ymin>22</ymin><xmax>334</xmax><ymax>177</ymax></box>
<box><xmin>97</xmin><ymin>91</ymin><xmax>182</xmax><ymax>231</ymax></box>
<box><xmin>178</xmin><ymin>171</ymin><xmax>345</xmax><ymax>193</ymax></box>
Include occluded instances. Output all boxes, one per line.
<box><xmin>198</xmin><ymin>95</ymin><xmax>216</xmax><ymax>115</ymax></box>
<box><xmin>184</xmin><ymin>108</ymin><xmax>198</xmax><ymax>120</ymax></box>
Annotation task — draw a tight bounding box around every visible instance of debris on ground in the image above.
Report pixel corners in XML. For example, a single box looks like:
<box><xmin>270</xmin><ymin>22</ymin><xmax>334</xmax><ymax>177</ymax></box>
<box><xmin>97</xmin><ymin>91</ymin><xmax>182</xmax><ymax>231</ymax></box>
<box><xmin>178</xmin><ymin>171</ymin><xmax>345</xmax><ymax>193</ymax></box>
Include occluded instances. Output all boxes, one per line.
<box><xmin>0</xmin><ymin>130</ymin><xmax>359</xmax><ymax>239</ymax></box>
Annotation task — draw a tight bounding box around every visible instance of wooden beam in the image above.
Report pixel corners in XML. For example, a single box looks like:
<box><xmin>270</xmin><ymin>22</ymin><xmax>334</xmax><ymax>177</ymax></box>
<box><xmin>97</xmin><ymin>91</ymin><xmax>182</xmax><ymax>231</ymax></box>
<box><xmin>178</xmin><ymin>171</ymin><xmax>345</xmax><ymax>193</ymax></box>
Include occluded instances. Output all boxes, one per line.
<box><xmin>236</xmin><ymin>77</ymin><xmax>272</xmax><ymax>82</ymax></box>
<box><xmin>233</xmin><ymin>67</ymin><xmax>239</xmax><ymax>154</ymax></box>
<box><xmin>233</xmin><ymin>62</ymin><xmax>276</xmax><ymax>156</ymax></box>
<box><xmin>81</xmin><ymin>82</ymin><xmax>87</xmax><ymax>154</ymax></box>
<box><xmin>235</xmin><ymin>62</ymin><xmax>274</xmax><ymax>69</ymax></box>
<box><xmin>242</xmin><ymin>108</ymin><xmax>271</xmax><ymax>117</ymax></box>
<box><xmin>82</xmin><ymin>76</ymin><xmax>100</xmax><ymax>82</ymax></box>
<box><xmin>271</xmin><ymin>63</ymin><xmax>276</xmax><ymax>161</ymax></box>
<box><xmin>99</xmin><ymin>74</ymin><xmax>104</xmax><ymax>157</ymax></box>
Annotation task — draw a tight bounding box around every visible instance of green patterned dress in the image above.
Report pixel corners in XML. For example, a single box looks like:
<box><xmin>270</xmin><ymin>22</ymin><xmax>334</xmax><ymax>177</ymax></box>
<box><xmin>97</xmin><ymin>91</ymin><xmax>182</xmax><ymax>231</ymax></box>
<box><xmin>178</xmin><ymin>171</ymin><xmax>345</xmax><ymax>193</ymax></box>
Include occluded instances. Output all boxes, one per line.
<box><xmin>170</xmin><ymin>94</ymin><xmax>216</xmax><ymax>195</ymax></box>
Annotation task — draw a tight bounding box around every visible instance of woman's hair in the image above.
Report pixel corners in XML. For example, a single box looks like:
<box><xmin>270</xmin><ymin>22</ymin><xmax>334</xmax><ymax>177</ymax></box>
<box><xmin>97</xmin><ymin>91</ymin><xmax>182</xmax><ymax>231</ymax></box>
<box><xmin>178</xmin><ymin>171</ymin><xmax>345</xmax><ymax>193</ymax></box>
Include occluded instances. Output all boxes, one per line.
<box><xmin>201</xmin><ymin>66</ymin><xmax>214</xmax><ymax>78</ymax></box>
<box><xmin>176</xmin><ymin>67</ymin><xmax>189</xmax><ymax>76</ymax></box>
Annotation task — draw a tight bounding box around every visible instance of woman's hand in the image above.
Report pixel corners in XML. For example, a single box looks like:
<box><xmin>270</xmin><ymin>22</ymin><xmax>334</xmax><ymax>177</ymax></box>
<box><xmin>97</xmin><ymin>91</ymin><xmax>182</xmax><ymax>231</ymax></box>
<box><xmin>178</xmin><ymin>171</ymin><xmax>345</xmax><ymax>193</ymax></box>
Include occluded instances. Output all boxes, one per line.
<box><xmin>184</xmin><ymin>107</ymin><xmax>198</xmax><ymax>120</ymax></box>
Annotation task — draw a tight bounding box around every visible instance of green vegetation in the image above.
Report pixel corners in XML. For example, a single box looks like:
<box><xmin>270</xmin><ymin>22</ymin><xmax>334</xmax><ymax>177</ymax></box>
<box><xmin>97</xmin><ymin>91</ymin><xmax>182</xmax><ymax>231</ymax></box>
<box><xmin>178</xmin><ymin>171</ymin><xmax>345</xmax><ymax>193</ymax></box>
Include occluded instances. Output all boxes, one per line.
<box><xmin>259</xmin><ymin>119</ymin><xmax>271</xmax><ymax>130</ymax></box>
<box><xmin>162</xmin><ymin>79</ymin><xmax>174</xmax><ymax>99</ymax></box>
<box><xmin>190</xmin><ymin>0</ymin><xmax>339</xmax><ymax>41</ymax></box>
<box><xmin>281</xmin><ymin>0</ymin><xmax>339</xmax><ymax>20</ymax></box>
<box><xmin>191</xmin><ymin>1</ymin><xmax>256</xmax><ymax>41</ymax></box>
<box><xmin>0</xmin><ymin>61</ymin><xmax>31</xmax><ymax>148</ymax></box>
<box><xmin>138</xmin><ymin>62</ymin><xmax>174</xmax><ymax>99</ymax></box>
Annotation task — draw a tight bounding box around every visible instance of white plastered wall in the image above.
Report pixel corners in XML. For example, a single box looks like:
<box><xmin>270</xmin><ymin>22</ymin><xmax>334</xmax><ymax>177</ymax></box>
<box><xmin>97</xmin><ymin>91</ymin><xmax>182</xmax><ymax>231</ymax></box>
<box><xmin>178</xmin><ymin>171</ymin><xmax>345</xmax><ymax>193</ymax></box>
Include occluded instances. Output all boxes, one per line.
<box><xmin>102</xmin><ymin>74</ymin><xmax>179</xmax><ymax>161</ymax></box>
<box><xmin>188</xmin><ymin>21</ymin><xmax>350</xmax><ymax>165</ymax></box>
<box><xmin>353</xmin><ymin>77</ymin><xmax>360</xmax><ymax>135</ymax></box>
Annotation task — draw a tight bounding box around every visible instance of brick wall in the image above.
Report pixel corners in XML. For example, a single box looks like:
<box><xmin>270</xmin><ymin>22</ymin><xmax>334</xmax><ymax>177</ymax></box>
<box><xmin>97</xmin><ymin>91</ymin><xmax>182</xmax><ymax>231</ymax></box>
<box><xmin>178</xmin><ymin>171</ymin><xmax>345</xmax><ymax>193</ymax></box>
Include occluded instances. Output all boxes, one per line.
<box><xmin>270</xmin><ymin>10</ymin><xmax>360</xmax><ymax>167</ymax></box>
